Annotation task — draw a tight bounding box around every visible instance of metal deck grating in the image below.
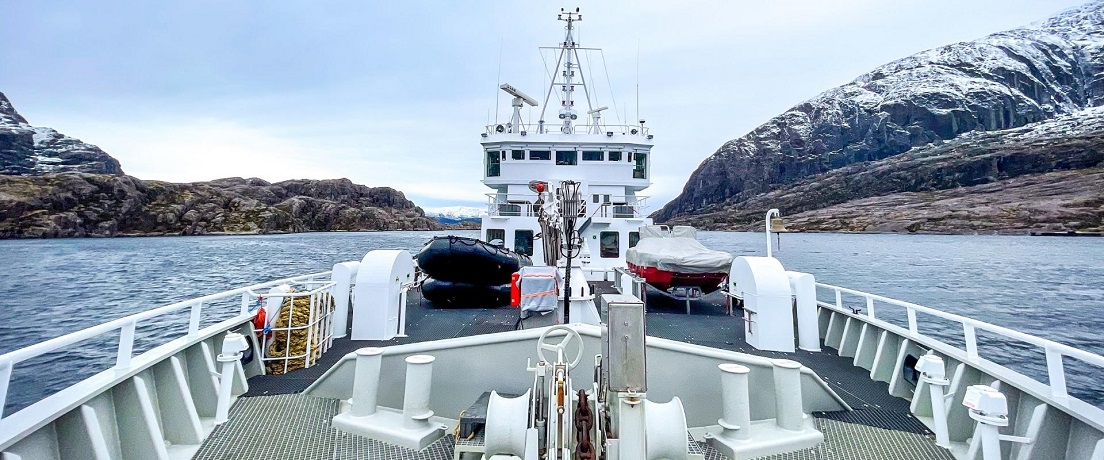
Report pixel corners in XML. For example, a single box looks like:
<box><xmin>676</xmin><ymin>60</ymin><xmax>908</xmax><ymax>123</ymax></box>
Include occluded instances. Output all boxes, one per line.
<box><xmin>744</xmin><ymin>418</ymin><xmax>954</xmax><ymax>460</ymax></box>
<box><xmin>193</xmin><ymin>394</ymin><xmax>339</xmax><ymax>459</ymax></box>
<box><xmin>192</xmin><ymin>395</ymin><xmax>955</xmax><ymax>460</ymax></box>
<box><xmin>217</xmin><ymin>283</ymin><xmax>957</xmax><ymax>459</ymax></box>
<box><xmin>814</xmin><ymin>409</ymin><xmax>932</xmax><ymax>435</ymax></box>
<box><xmin>333</xmin><ymin>432</ymin><xmax>455</xmax><ymax>460</ymax></box>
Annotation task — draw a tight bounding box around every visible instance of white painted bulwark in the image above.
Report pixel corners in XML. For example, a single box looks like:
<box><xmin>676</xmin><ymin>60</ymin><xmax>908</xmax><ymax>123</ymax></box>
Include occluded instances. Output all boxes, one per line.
<box><xmin>786</xmin><ymin>271</ymin><xmax>821</xmax><ymax>352</ymax></box>
<box><xmin>730</xmin><ymin>257</ymin><xmax>795</xmax><ymax>352</ymax></box>
<box><xmin>352</xmin><ymin>250</ymin><xmax>414</xmax><ymax>341</ymax></box>
<box><xmin>330</xmin><ymin>261</ymin><xmax>360</xmax><ymax>339</ymax></box>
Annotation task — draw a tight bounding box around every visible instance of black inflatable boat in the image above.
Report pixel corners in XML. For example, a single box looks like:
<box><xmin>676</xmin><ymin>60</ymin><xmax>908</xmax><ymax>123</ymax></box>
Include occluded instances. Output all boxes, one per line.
<box><xmin>421</xmin><ymin>278</ymin><xmax>512</xmax><ymax>307</ymax></box>
<box><xmin>415</xmin><ymin>235</ymin><xmax>533</xmax><ymax>285</ymax></box>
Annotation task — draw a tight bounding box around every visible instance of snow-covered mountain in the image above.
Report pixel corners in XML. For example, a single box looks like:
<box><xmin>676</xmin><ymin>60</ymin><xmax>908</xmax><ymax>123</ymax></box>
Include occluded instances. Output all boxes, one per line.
<box><xmin>422</xmin><ymin>206</ymin><xmax>487</xmax><ymax>219</ymax></box>
<box><xmin>656</xmin><ymin>2</ymin><xmax>1104</xmax><ymax>222</ymax></box>
<box><xmin>0</xmin><ymin>92</ymin><xmax>123</xmax><ymax>176</ymax></box>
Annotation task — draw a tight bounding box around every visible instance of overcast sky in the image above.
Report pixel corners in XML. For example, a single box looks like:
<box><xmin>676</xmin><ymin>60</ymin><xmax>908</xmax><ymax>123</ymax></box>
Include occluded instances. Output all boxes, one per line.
<box><xmin>0</xmin><ymin>1</ymin><xmax>1089</xmax><ymax>210</ymax></box>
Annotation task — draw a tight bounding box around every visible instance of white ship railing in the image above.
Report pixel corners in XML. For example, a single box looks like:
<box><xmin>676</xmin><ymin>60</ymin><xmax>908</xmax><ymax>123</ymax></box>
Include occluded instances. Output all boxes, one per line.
<box><xmin>486</xmin><ymin>193</ymin><xmax>648</xmax><ymax>218</ymax></box>
<box><xmin>0</xmin><ymin>271</ymin><xmax>333</xmax><ymax>425</ymax></box>
<box><xmin>484</xmin><ymin>122</ymin><xmax>650</xmax><ymax>137</ymax></box>
<box><xmin>815</xmin><ymin>282</ymin><xmax>1104</xmax><ymax>423</ymax></box>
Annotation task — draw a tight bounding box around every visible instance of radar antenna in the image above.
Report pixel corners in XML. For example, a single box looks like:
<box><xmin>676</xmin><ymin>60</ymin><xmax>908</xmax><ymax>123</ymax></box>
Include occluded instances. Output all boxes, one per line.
<box><xmin>500</xmin><ymin>83</ymin><xmax>538</xmax><ymax>133</ymax></box>
<box><xmin>587</xmin><ymin>106</ymin><xmax>608</xmax><ymax>134</ymax></box>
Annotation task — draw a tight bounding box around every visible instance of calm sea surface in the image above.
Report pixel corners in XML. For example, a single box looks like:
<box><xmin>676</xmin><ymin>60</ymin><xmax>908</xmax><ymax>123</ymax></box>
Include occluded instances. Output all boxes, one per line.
<box><xmin>1</xmin><ymin>231</ymin><xmax>1101</xmax><ymax>413</ymax></box>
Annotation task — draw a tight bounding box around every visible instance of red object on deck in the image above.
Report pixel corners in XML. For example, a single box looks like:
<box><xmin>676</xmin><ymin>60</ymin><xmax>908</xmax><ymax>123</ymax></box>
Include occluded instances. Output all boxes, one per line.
<box><xmin>510</xmin><ymin>272</ymin><xmax>521</xmax><ymax>307</ymax></box>
<box><xmin>627</xmin><ymin>262</ymin><xmax>728</xmax><ymax>294</ymax></box>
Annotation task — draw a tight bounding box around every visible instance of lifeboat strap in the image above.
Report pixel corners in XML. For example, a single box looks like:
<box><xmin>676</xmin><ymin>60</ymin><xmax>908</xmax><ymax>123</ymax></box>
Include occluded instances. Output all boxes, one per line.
<box><xmin>521</xmin><ymin>289</ymin><xmax>556</xmax><ymax>299</ymax></box>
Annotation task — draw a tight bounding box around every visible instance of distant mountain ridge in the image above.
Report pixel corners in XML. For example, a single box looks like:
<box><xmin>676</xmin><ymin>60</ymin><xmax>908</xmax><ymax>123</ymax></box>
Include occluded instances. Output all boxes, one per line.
<box><xmin>423</xmin><ymin>206</ymin><xmax>486</xmax><ymax>219</ymax></box>
<box><xmin>666</xmin><ymin>107</ymin><xmax>1104</xmax><ymax>233</ymax></box>
<box><xmin>423</xmin><ymin>206</ymin><xmax>484</xmax><ymax>227</ymax></box>
<box><xmin>655</xmin><ymin>3</ymin><xmax>1104</xmax><ymax>229</ymax></box>
<box><xmin>0</xmin><ymin>92</ymin><xmax>123</xmax><ymax>176</ymax></box>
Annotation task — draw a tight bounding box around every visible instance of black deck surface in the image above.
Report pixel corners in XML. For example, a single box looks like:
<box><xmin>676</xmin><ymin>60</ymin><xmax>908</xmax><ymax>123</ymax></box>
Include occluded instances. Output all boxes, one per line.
<box><xmin>245</xmin><ymin>281</ymin><xmax>930</xmax><ymax>436</ymax></box>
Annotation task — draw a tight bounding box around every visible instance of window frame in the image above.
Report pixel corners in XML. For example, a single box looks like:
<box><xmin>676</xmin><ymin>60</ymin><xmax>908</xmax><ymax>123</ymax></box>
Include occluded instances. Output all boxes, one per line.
<box><xmin>582</xmin><ymin>150</ymin><xmax>604</xmax><ymax>161</ymax></box>
<box><xmin>634</xmin><ymin>152</ymin><xmax>648</xmax><ymax>179</ymax></box>
<box><xmin>486</xmin><ymin>150</ymin><xmax>501</xmax><ymax>177</ymax></box>
<box><xmin>555</xmin><ymin>150</ymin><xmax>578</xmax><ymax>165</ymax></box>
<box><xmin>514</xmin><ymin>229</ymin><xmax>534</xmax><ymax>256</ymax></box>
<box><xmin>486</xmin><ymin>228</ymin><xmax>505</xmax><ymax>246</ymax></box>
<box><xmin>599</xmin><ymin>231</ymin><xmax>620</xmax><ymax>258</ymax></box>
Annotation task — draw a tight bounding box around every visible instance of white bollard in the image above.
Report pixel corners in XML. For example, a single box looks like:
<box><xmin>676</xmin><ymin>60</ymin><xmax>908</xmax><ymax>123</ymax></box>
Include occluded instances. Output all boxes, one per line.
<box><xmin>214</xmin><ymin>332</ymin><xmax>249</xmax><ymax>424</ymax></box>
<box><xmin>350</xmin><ymin>347</ymin><xmax>384</xmax><ymax>417</ymax></box>
<box><xmin>402</xmin><ymin>355</ymin><xmax>436</xmax><ymax>429</ymax></box>
<box><xmin>718</xmin><ymin>363</ymin><xmax>752</xmax><ymax>441</ymax></box>
<box><xmin>916</xmin><ymin>355</ymin><xmax>950</xmax><ymax>448</ymax></box>
<box><xmin>772</xmin><ymin>359</ymin><xmax>804</xmax><ymax>431</ymax></box>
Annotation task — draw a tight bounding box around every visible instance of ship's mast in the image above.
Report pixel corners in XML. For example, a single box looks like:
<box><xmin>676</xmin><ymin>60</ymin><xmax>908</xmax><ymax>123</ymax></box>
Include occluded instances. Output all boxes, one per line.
<box><xmin>558</xmin><ymin>8</ymin><xmax>579</xmax><ymax>134</ymax></box>
<box><xmin>538</xmin><ymin>8</ymin><xmax>588</xmax><ymax>134</ymax></box>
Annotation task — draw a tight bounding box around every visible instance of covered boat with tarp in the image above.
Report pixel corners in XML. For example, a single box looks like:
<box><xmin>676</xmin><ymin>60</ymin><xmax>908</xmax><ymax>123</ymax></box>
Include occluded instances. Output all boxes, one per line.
<box><xmin>626</xmin><ymin>225</ymin><xmax>733</xmax><ymax>293</ymax></box>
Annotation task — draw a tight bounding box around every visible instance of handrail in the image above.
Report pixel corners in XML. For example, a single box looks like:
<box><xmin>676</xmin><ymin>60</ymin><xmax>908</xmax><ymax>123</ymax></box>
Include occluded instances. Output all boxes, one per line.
<box><xmin>485</xmin><ymin>193</ymin><xmax>648</xmax><ymax>218</ymax></box>
<box><xmin>484</xmin><ymin>122</ymin><xmax>650</xmax><ymax>136</ymax></box>
<box><xmin>0</xmin><ymin>270</ymin><xmax>333</xmax><ymax>417</ymax></box>
<box><xmin>815</xmin><ymin>282</ymin><xmax>1104</xmax><ymax>402</ymax></box>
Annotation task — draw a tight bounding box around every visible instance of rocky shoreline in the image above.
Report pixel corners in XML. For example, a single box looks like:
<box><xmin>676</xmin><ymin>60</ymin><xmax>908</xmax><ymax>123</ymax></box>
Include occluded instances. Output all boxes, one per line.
<box><xmin>0</xmin><ymin>174</ymin><xmax>442</xmax><ymax>239</ymax></box>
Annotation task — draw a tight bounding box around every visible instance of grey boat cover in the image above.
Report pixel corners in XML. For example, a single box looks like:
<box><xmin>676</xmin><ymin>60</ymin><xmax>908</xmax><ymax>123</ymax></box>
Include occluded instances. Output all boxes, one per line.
<box><xmin>626</xmin><ymin>225</ymin><xmax>733</xmax><ymax>274</ymax></box>
<box><xmin>519</xmin><ymin>266</ymin><xmax>559</xmax><ymax>313</ymax></box>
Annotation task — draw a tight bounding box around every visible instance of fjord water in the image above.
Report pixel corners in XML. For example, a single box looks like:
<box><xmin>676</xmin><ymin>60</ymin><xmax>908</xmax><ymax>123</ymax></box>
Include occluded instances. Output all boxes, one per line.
<box><xmin>1</xmin><ymin>231</ymin><xmax>1101</xmax><ymax>414</ymax></box>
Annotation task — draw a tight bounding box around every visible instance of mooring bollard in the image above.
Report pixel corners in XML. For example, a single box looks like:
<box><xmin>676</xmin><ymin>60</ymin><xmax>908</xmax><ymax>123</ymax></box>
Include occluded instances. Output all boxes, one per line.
<box><xmin>402</xmin><ymin>355</ymin><xmax>436</xmax><ymax>429</ymax></box>
<box><xmin>350</xmin><ymin>347</ymin><xmax>384</xmax><ymax>417</ymax></box>
<box><xmin>718</xmin><ymin>363</ymin><xmax>752</xmax><ymax>441</ymax></box>
<box><xmin>772</xmin><ymin>359</ymin><xmax>804</xmax><ymax>431</ymax></box>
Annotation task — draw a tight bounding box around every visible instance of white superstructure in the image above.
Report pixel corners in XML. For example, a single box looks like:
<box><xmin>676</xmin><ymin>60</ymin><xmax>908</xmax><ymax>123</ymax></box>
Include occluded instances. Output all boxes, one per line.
<box><xmin>479</xmin><ymin>9</ymin><xmax>652</xmax><ymax>275</ymax></box>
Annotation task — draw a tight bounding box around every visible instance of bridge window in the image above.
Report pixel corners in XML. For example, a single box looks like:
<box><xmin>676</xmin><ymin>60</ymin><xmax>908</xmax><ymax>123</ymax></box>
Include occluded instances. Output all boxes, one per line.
<box><xmin>486</xmin><ymin>228</ymin><xmax>505</xmax><ymax>246</ymax></box>
<box><xmin>530</xmin><ymin>150</ymin><xmax>550</xmax><ymax>160</ymax></box>
<box><xmin>629</xmin><ymin>231</ymin><xmax>640</xmax><ymax>248</ymax></box>
<box><xmin>608</xmin><ymin>151</ymin><xmax>622</xmax><ymax>161</ymax></box>
<box><xmin>514</xmin><ymin>230</ymin><xmax>534</xmax><ymax>256</ymax></box>
<box><xmin>486</xmin><ymin>150</ymin><xmax>500</xmax><ymax>177</ymax></box>
<box><xmin>512</xmin><ymin>150</ymin><xmax>525</xmax><ymax>160</ymax></box>
<box><xmin>633</xmin><ymin>153</ymin><xmax>647</xmax><ymax>179</ymax></box>
<box><xmin>556</xmin><ymin>151</ymin><xmax>577</xmax><ymax>165</ymax></box>
<box><xmin>582</xmin><ymin>151</ymin><xmax>603</xmax><ymax>161</ymax></box>
<box><xmin>600</xmin><ymin>231</ymin><xmax>619</xmax><ymax>258</ymax></box>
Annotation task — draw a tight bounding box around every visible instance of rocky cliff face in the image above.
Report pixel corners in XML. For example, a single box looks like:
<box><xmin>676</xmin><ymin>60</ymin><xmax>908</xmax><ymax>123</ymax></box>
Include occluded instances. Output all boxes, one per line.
<box><xmin>0</xmin><ymin>92</ymin><xmax>124</xmax><ymax>176</ymax></box>
<box><xmin>655</xmin><ymin>3</ymin><xmax>1104</xmax><ymax>223</ymax></box>
<box><xmin>665</xmin><ymin>108</ymin><xmax>1104</xmax><ymax>233</ymax></box>
<box><xmin>0</xmin><ymin>175</ymin><xmax>441</xmax><ymax>238</ymax></box>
